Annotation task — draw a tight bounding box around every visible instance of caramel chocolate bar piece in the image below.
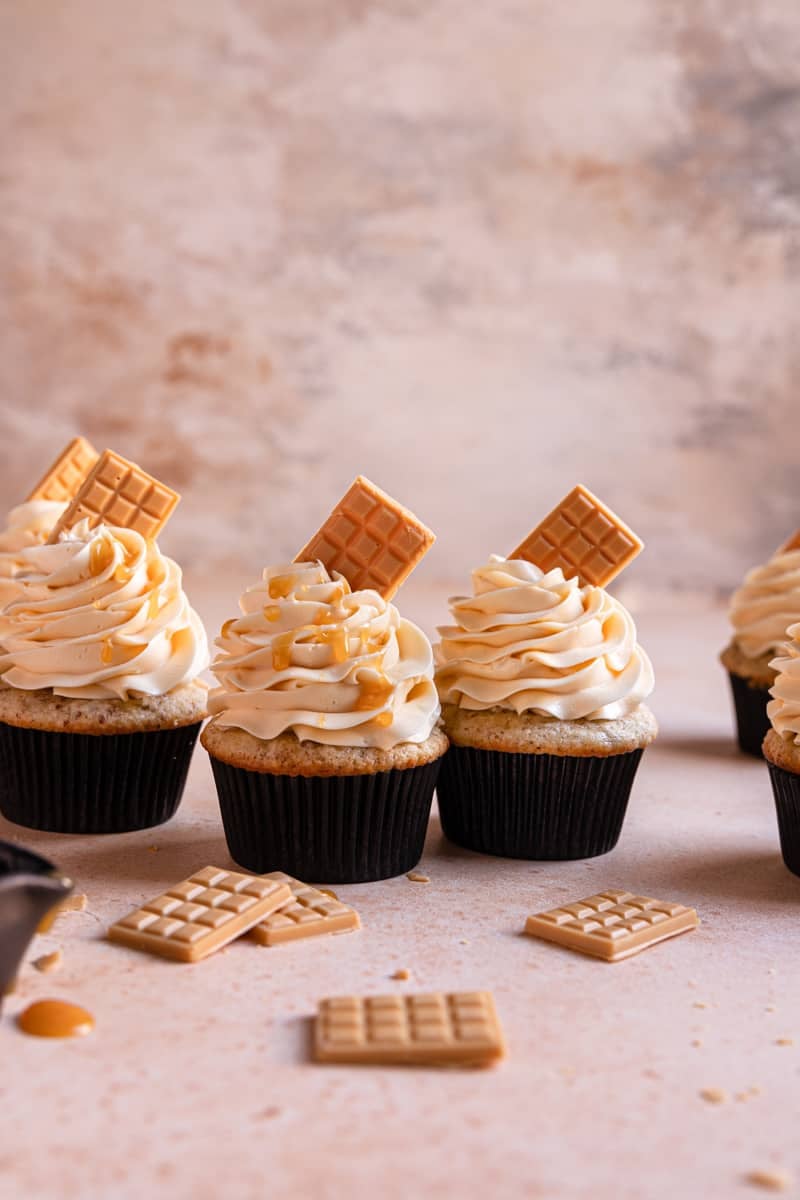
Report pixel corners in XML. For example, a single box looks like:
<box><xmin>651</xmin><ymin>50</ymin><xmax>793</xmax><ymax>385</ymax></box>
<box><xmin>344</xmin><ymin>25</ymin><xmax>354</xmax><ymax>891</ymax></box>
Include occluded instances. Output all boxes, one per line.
<box><xmin>314</xmin><ymin>991</ymin><xmax>506</xmax><ymax>1067</ymax></box>
<box><xmin>27</xmin><ymin>436</ymin><xmax>99</xmax><ymax>503</ymax></box>
<box><xmin>295</xmin><ymin>475</ymin><xmax>435</xmax><ymax>599</ymax></box>
<box><xmin>510</xmin><ymin>484</ymin><xmax>643</xmax><ymax>588</ymax></box>
<box><xmin>524</xmin><ymin>890</ymin><xmax>698</xmax><ymax>962</ymax></box>
<box><xmin>108</xmin><ymin>867</ymin><xmax>292</xmax><ymax>963</ymax></box>
<box><xmin>48</xmin><ymin>449</ymin><xmax>180</xmax><ymax>543</ymax></box>
<box><xmin>250</xmin><ymin>872</ymin><xmax>360</xmax><ymax>946</ymax></box>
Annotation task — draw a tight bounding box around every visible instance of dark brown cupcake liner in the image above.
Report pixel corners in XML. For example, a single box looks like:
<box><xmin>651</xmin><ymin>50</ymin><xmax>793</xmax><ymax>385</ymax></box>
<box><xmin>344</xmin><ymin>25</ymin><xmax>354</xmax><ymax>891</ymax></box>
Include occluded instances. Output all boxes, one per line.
<box><xmin>766</xmin><ymin>761</ymin><xmax>800</xmax><ymax>878</ymax></box>
<box><xmin>0</xmin><ymin>721</ymin><xmax>202</xmax><ymax>834</ymax></box>
<box><xmin>209</xmin><ymin>755</ymin><xmax>442</xmax><ymax>883</ymax></box>
<box><xmin>727</xmin><ymin>671</ymin><xmax>772</xmax><ymax>758</ymax></box>
<box><xmin>436</xmin><ymin>745</ymin><xmax>645</xmax><ymax>860</ymax></box>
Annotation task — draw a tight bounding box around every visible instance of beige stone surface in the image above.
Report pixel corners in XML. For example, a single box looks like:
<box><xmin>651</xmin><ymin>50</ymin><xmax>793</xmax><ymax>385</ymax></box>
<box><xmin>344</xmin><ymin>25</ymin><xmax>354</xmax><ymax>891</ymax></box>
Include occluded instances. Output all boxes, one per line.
<box><xmin>2</xmin><ymin>3</ymin><xmax>800</xmax><ymax>593</ymax></box>
<box><xmin>0</xmin><ymin>580</ymin><xmax>798</xmax><ymax>1200</ymax></box>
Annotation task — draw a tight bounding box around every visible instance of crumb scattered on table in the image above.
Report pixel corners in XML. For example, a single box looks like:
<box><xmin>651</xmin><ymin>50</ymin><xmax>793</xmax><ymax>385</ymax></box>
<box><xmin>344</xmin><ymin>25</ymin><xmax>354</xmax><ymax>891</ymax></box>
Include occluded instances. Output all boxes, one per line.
<box><xmin>406</xmin><ymin>872</ymin><xmax>429</xmax><ymax>883</ymax></box>
<box><xmin>147</xmin><ymin>845</ymin><xmax>159</xmax><ymax>853</ymax></box>
<box><xmin>391</xmin><ymin>968</ymin><xmax>411</xmax><ymax>981</ymax></box>
<box><xmin>775</xmin><ymin>1037</ymin><xmax>794</xmax><ymax>1046</ymax></box>
<box><xmin>699</xmin><ymin>1087</ymin><xmax>727</xmax><ymax>1105</ymax></box>
<box><xmin>745</xmin><ymin>1168</ymin><xmax>791</xmax><ymax>1192</ymax></box>
<box><xmin>691</xmin><ymin>1038</ymin><xmax>703</xmax><ymax>1047</ymax></box>
<box><xmin>693</xmin><ymin>1001</ymin><xmax>710</xmax><ymax>1009</ymax></box>
<box><xmin>32</xmin><ymin>950</ymin><xmax>62</xmax><ymax>974</ymax></box>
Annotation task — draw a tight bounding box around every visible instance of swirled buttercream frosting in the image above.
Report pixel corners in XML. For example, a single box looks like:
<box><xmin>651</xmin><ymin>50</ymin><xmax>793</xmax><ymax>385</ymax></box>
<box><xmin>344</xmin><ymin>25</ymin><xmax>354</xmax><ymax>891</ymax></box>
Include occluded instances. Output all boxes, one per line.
<box><xmin>768</xmin><ymin>622</ymin><xmax>800</xmax><ymax>745</ymax></box>
<box><xmin>435</xmin><ymin>555</ymin><xmax>653</xmax><ymax>721</ymax></box>
<box><xmin>207</xmin><ymin>562</ymin><xmax>440</xmax><ymax>749</ymax></box>
<box><xmin>0</xmin><ymin>519</ymin><xmax>209</xmax><ymax>699</ymax></box>
<box><xmin>0</xmin><ymin>500</ymin><xmax>68</xmax><ymax>610</ymax></box>
<box><xmin>729</xmin><ymin>549</ymin><xmax>800</xmax><ymax>659</ymax></box>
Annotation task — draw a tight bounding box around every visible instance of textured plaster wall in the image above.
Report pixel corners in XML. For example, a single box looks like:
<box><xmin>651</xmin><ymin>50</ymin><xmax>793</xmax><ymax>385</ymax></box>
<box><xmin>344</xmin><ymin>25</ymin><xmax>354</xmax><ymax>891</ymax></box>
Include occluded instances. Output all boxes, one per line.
<box><xmin>1</xmin><ymin>1</ymin><xmax>799</xmax><ymax>593</ymax></box>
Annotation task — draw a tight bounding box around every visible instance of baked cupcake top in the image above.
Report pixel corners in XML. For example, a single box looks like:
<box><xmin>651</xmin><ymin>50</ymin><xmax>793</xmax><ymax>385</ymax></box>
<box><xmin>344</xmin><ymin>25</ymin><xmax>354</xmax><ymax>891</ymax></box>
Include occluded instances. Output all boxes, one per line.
<box><xmin>207</xmin><ymin>561</ymin><xmax>440</xmax><ymax>749</ymax></box>
<box><xmin>435</xmin><ymin>555</ymin><xmax>653</xmax><ymax>721</ymax></box>
<box><xmin>0</xmin><ymin>518</ymin><xmax>208</xmax><ymax>700</ymax></box>
<box><xmin>768</xmin><ymin>621</ymin><xmax>800</xmax><ymax>745</ymax></box>
<box><xmin>0</xmin><ymin>500</ymin><xmax>68</xmax><ymax>608</ymax></box>
<box><xmin>729</xmin><ymin>548</ymin><xmax>800</xmax><ymax>659</ymax></box>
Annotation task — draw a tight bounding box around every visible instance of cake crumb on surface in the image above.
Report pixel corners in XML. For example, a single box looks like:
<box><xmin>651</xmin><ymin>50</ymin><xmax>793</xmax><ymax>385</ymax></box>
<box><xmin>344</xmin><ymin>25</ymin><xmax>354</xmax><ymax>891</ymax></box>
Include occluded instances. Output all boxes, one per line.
<box><xmin>391</xmin><ymin>968</ymin><xmax>411</xmax><ymax>981</ymax></box>
<box><xmin>406</xmin><ymin>872</ymin><xmax>429</xmax><ymax>883</ymax></box>
<box><xmin>775</xmin><ymin>1037</ymin><xmax>794</xmax><ymax>1046</ymax></box>
<box><xmin>745</xmin><ymin>1168</ymin><xmax>791</xmax><ymax>1192</ymax></box>
<box><xmin>32</xmin><ymin>950</ymin><xmax>62</xmax><ymax>973</ymax></box>
<box><xmin>699</xmin><ymin>1087</ymin><xmax>727</xmax><ymax>1105</ymax></box>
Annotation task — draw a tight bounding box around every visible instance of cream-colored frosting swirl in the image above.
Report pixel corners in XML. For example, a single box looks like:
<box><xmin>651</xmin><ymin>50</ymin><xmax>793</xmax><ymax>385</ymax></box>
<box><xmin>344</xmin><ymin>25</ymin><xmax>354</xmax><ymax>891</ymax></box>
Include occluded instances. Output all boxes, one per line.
<box><xmin>729</xmin><ymin>549</ymin><xmax>800</xmax><ymax>659</ymax></box>
<box><xmin>0</xmin><ymin>519</ymin><xmax>209</xmax><ymax>699</ymax></box>
<box><xmin>435</xmin><ymin>555</ymin><xmax>654</xmax><ymax>720</ymax></box>
<box><xmin>0</xmin><ymin>500</ymin><xmax>68</xmax><ymax>610</ymax></box>
<box><xmin>768</xmin><ymin>622</ymin><xmax>800</xmax><ymax>744</ymax></box>
<box><xmin>207</xmin><ymin>562</ymin><xmax>440</xmax><ymax>749</ymax></box>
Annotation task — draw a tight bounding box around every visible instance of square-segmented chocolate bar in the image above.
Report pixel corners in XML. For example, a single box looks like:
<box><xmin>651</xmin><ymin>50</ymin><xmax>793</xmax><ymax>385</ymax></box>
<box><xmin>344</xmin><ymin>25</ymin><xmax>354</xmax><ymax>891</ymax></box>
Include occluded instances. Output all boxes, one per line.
<box><xmin>107</xmin><ymin>867</ymin><xmax>292</xmax><ymax>963</ymax></box>
<box><xmin>250</xmin><ymin>873</ymin><xmax>360</xmax><ymax>946</ymax></box>
<box><xmin>524</xmin><ymin>890</ymin><xmax>698</xmax><ymax>962</ymax></box>
<box><xmin>314</xmin><ymin>991</ymin><xmax>506</xmax><ymax>1067</ymax></box>
<box><xmin>27</xmin><ymin>436</ymin><xmax>99</xmax><ymax>503</ymax></box>
<box><xmin>295</xmin><ymin>475</ymin><xmax>434</xmax><ymax>599</ymax></box>
<box><xmin>510</xmin><ymin>485</ymin><xmax>642</xmax><ymax>588</ymax></box>
<box><xmin>48</xmin><ymin>449</ymin><xmax>180</xmax><ymax>543</ymax></box>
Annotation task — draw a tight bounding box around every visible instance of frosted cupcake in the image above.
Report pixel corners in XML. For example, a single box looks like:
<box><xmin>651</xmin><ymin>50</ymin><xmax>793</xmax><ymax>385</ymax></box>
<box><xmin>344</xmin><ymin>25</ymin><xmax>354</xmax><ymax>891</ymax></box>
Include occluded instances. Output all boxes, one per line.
<box><xmin>721</xmin><ymin>541</ymin><xmax>800</xmax><ymax>756</ymax></box>
<box><xmin>763</xmin><ymin>622</ymin><xmax>800</xmax><ymax>875</ymax></box>
<box><xmin>0</xmin><ymin>519</ymin><xmax>209</xmax><ymax>833</ymax></box>
<box><xmin>201</xmin><ymin>562</ymin><xmax>447</xmax><ymax>882</ymax></box>
<box><xmin>434</xmin><ymin>556</ymin><xmax>657</xmax><ymax>859</ymax></box>
<box><xmin>0</xmin><ymin>499</ymin><xmax>69</xmax><ymax>612</ymax></box>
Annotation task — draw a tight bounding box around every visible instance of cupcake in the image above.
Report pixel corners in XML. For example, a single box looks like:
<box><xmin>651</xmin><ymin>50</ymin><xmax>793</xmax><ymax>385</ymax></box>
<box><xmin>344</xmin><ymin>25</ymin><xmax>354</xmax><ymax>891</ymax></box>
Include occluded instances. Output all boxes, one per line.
<box><xmin>721</xmin><ymin>541</ymin><xmax>800</xmax><ymax>757</ymax></box>
<box><xmin>201</xmin><ymin>561</ymin><xmax>447</xmax><ymax>883</ymax></box>
<box><xmin>763</xmin><ymin>622</ymin><xmax>800</xmax><ymax>876</ymax></box>
<box><xmin>434</xmin><ymin>556</ymin><xmax>657</xmax><ymax>860</ymax></box>
<box><xmin>0</xmin><ymin>518</ymin><xmax>209</xmax><ymax>833</ymax></box>
<box><xmin>0</xmin><ymin>499</ymin><xmax>69</xmax><ymax>612</ymax></box>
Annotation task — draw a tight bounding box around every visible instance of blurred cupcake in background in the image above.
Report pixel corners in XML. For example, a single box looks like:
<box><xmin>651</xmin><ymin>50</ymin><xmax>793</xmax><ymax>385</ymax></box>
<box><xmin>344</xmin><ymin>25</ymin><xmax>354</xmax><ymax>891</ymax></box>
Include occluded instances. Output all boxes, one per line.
<box><xmin>763</xmin><ymin>621</ymin><xmax>800</xmax><ymax>876</ymax></box>
<box><xmin>721</xmin><ymin>533</ymin><xmax>800</xmax><ymax>757</ymax></box>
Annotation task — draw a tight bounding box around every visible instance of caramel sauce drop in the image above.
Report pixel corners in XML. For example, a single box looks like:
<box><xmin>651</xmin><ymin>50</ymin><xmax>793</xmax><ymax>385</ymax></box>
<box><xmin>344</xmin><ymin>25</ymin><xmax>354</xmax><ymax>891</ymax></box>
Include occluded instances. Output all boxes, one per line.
<box><xmin>17</xmin><ymin>999</ymin><xmax>94</xmax><ymax>1039</ymax></box>
<box><xmin>147</xmin><ymin>592</ymin><xmax>160</xmax><ymax>620</ymax></box>
<box><xmin>317</xmin><ymin>626</ymin><xmax>348</xmax><ymax>664</ymax></box>
<box><xmin>263</xmin><ymin>605</ymin><xmax>281</xmax><ymax>623</ymax></box>
<box><xmin>101</xmin><ymin>639</ymin><xmax>114</xmax><ymax>664</ymax></box>
<box><xmin>114</xmin><ymin>564</ymin><xmax>133</xmax><ymax>584</ymax></box>
<box><xmin>355</xmin><ymin>673</ymin><xmax>394</xmax><ymax>711</ymax></box>
<box><xmin>89</xmin><ymin>539</ymin><xmax>114</xmax><ymax>577</ymax></box>
<box><xmin>221</xmin><ymin>618</ymin><xmax>237</xmax><ymax>638</ymax></box>
<box><xmin>372</xmin><ymin>711</ymin><xmax>393</xmax><ymax>728</ymax></box>
<box><xmin>272</xmin><ymin>631</ymin><xmax>295</xmax><ymax>671</ymax></box>
<box><xmin>268</xmin><ymin>574</ymin><xmax>297</xmax><ymax>600</ymax></box>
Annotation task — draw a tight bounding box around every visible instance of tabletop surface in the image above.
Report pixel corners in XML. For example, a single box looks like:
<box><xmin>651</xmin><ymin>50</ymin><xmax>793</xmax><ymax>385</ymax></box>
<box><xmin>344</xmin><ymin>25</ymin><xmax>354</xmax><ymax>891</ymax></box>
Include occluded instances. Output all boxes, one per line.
<box><xmin>1</xmin><ymin>580</ymin><xmax>798</xmax><ymax>1200</ymax></box>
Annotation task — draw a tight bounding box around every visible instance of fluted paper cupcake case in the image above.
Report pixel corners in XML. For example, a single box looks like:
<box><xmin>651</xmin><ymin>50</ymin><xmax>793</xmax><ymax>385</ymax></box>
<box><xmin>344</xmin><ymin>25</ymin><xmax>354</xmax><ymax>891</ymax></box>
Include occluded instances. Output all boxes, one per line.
<box><xmin>435</xmin><ymin>745</ymin><xmax>645</xmax><ymax>860</ymax></box>
<box><xmin>0</xmin><ymin>721</ymin><xmax>202</xmax><ymax>834</ymax></box>
<box><xmin>210</xmin><ymin>756</ymin><xmax>442</xmax><ymax>883</ymax></box>
<box><xmin>766</xmin><ymin>762</ymin><xmax>800</xmax><ymax>878</ymax></box>
<box><xmin>727</xmin><ymin>672</ymin><xmax>772</xmax><ymax>758</ymax></box>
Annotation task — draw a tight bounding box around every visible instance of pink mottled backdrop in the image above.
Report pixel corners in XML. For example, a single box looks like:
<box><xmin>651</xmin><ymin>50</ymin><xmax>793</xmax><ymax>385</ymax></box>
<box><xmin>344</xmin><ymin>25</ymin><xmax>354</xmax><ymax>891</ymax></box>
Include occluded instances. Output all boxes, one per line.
<box><xmin>1</xmin><ymin>1</ymin><xmax>799</xmax><ymax>592</ymax></box>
